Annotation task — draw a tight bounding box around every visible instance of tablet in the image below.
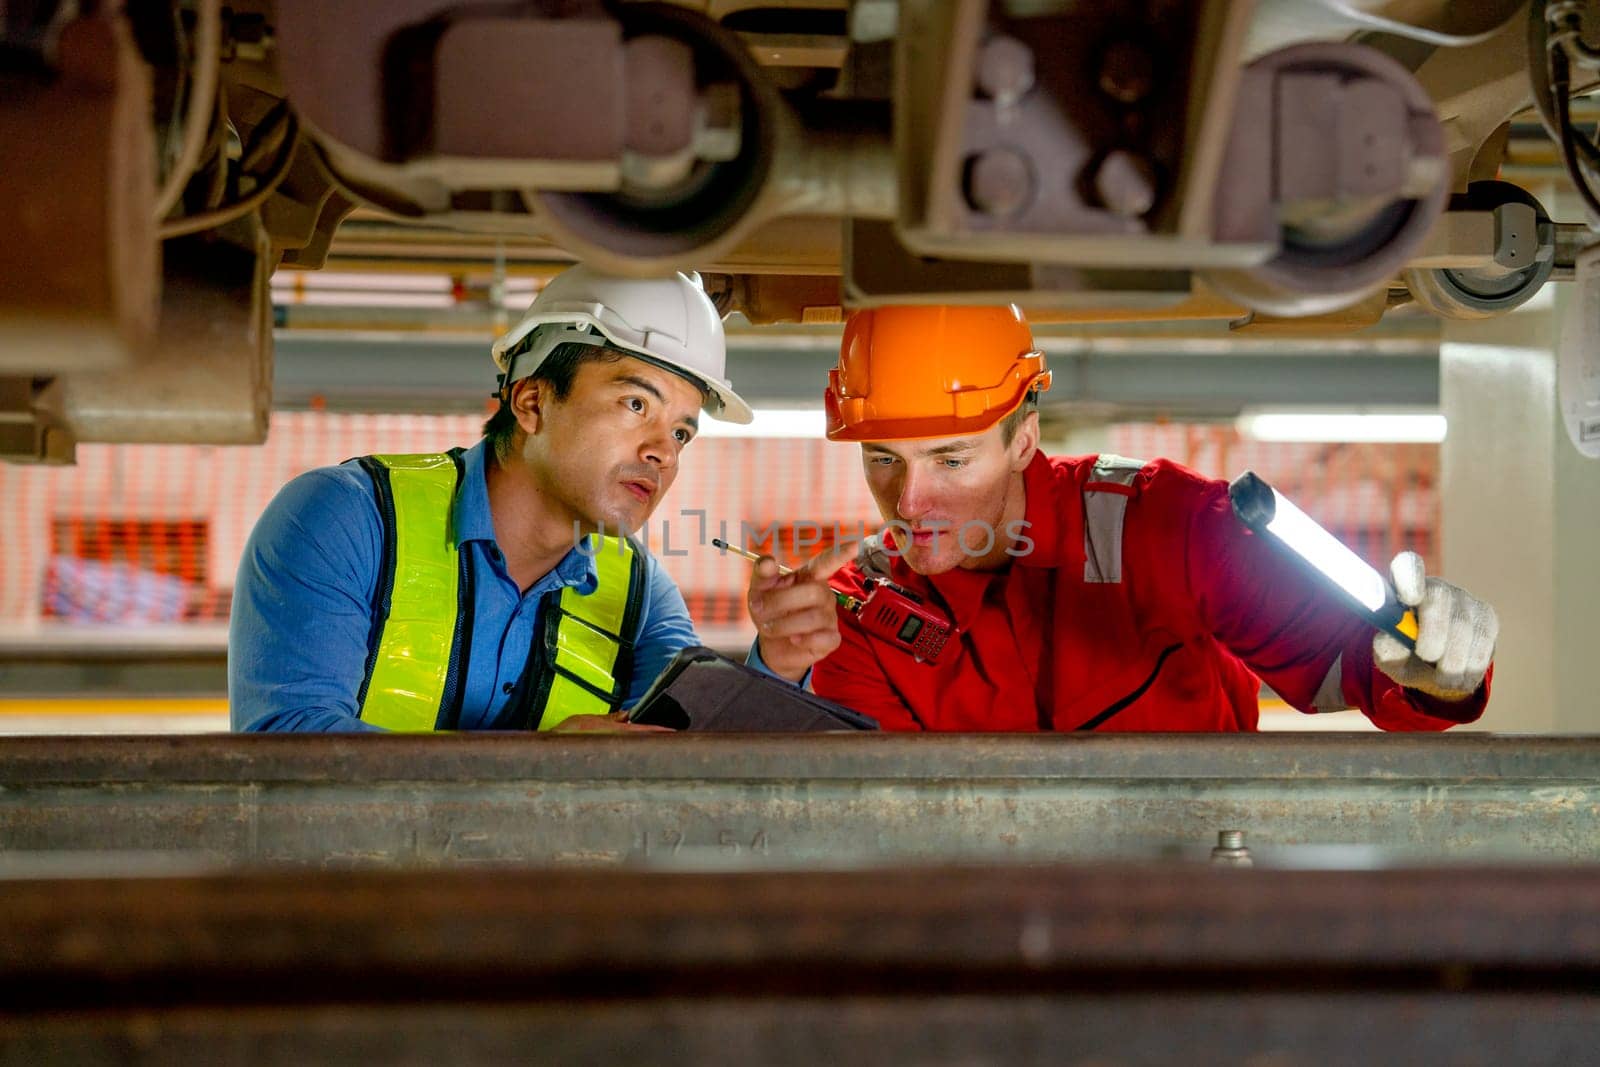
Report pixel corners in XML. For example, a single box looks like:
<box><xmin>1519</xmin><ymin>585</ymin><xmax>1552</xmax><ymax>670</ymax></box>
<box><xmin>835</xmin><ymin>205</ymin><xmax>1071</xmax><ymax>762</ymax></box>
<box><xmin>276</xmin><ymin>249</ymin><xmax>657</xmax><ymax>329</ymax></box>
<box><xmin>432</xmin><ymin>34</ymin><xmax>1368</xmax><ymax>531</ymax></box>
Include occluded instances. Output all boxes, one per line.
<box><xmin>627</xmin><ymin>646</ymin><xmax>879</xmax><ymax>732</ymax></box>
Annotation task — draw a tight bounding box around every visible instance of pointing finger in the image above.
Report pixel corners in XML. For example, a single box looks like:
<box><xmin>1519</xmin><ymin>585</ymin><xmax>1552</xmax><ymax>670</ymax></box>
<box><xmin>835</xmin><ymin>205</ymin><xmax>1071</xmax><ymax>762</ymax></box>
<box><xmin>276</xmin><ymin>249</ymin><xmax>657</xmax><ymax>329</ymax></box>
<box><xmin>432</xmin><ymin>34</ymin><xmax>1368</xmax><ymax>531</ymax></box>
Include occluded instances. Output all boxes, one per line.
<box><xmin>801</xmin><ymin>539</ymin><xmax>861</xmax><ymax>582</ymax></box>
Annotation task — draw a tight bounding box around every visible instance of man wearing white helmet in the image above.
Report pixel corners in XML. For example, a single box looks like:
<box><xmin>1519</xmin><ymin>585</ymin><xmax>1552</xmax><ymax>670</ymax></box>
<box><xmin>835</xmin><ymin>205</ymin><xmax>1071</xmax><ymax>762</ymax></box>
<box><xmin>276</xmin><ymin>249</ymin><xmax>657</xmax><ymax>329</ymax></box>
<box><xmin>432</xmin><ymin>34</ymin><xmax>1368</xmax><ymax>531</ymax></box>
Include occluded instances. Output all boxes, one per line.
<box><xmin>229</xmin><ymin>265</ymin><xmax>753</xmax><ymax>732</ymax></box>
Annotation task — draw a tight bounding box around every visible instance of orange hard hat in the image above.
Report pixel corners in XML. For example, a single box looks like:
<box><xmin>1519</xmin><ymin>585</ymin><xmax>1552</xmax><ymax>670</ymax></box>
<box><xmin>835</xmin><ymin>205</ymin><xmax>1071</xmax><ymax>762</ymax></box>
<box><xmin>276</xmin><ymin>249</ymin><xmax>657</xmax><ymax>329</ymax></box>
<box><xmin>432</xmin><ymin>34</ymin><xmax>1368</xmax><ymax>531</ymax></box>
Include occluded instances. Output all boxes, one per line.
<box><xmin>824</xmin><ymin>305</ymin><xmax>1051</xmax><ymax>441</ymax></box>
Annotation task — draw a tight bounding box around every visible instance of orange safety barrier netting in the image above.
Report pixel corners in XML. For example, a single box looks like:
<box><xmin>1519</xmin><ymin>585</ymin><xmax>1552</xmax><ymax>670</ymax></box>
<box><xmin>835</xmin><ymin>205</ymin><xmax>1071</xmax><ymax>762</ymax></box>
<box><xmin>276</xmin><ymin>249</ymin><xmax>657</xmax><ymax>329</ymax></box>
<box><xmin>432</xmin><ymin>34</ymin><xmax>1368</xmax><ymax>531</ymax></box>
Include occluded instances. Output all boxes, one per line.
<box><xmin>0</xmin><ymin>415</ymin><xmax>1436</xmax><ymax>642</ymax></box>
<box><xmin>1109</xmin><ymin>424</ymin><xmax>1439</xmax><ymax>569</ymax></box>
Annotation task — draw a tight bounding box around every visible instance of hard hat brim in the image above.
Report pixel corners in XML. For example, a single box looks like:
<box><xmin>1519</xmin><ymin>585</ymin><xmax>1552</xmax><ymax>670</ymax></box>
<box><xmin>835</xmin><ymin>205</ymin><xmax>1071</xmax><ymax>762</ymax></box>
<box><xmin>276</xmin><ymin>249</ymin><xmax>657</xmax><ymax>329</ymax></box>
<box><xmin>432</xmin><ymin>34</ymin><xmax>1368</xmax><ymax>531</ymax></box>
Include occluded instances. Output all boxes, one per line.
<box><xmin>640</xmin><ymin>348</ymin><xmax>755</xmax><ymax>425</ymax></box>
<box><xmin>823</xmin><ymin>370</ymin><xmax>1050</xmax><ymax>442</ymax></box>
<box><xmin>502</xmin><ymin>320</ymin><xmax>754</xmax><ymax>425</ymax></box>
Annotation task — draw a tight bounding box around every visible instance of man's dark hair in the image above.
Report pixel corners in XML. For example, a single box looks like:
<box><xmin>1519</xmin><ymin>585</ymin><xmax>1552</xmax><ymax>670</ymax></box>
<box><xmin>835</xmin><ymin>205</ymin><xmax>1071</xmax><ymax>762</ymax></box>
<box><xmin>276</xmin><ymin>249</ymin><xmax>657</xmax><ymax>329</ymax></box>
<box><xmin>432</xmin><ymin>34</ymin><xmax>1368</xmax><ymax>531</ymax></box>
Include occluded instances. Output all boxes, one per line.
<box><xmin>483</xmin><ymin>340</ymin><xmax>626</xmax><ymax>463</ymax></box>
<box><xmin>998</xmin><ymin>388</ymin><xmax>1042</xmax><ymax>446</ymax></box>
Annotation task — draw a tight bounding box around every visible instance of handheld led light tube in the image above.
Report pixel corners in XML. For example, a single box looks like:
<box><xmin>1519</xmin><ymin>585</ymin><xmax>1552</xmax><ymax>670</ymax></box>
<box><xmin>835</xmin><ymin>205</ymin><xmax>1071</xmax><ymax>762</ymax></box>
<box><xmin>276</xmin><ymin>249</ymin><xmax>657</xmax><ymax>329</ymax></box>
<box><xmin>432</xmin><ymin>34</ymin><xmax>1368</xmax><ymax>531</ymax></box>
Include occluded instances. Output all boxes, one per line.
<box><xmin>1228</xmin><ymin>472</ymin><xmax>1418</xmax><ymax>650</ymax></box>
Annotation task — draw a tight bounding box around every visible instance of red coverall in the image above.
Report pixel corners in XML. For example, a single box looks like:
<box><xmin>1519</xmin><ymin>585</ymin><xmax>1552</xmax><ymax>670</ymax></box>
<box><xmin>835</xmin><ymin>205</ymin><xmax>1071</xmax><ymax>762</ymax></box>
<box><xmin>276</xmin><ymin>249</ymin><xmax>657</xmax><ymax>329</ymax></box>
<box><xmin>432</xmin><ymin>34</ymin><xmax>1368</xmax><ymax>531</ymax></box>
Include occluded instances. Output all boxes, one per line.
<box><xmin>812</xmin><ymin>453</ymin><xmax>1489</xmax><ymax>732</ymax></box>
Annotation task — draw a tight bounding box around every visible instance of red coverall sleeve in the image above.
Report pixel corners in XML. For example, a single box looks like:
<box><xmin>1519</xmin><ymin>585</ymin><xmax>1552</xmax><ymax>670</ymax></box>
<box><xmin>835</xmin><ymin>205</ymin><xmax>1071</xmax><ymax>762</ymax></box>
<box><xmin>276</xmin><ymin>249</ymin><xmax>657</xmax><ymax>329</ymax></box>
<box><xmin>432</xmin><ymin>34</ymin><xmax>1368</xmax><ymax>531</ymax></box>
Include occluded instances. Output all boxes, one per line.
<box><xmin>811</xmin><ymin>608</ymin><xmax>926</xmax><ymax>732</ymax></box>
<box><xmin>1168</xmin><ymin>468</ymin><xmax>1488</xmax><ymax>731</ymax></box>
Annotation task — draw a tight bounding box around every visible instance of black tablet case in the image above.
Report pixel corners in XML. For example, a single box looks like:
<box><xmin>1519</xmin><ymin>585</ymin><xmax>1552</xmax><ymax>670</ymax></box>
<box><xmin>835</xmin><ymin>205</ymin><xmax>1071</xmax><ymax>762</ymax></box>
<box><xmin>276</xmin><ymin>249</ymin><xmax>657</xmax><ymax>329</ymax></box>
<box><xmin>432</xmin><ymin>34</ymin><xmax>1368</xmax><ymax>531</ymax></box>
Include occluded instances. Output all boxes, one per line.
<box><xmin>628</xmin><ymin>646</ymin><xmax>879</xmax><ymax>732</ymax></box>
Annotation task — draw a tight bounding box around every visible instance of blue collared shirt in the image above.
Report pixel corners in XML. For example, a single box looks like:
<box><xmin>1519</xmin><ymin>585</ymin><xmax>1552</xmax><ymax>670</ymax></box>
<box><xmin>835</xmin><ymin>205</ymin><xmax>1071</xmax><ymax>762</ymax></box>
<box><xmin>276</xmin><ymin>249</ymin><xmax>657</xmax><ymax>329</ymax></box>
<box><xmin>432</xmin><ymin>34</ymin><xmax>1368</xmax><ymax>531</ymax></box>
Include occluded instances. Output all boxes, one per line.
<box><xmin>229</xmin><ymin>439</ymin><xmax>705</xmax><ymax>732</ymax></box>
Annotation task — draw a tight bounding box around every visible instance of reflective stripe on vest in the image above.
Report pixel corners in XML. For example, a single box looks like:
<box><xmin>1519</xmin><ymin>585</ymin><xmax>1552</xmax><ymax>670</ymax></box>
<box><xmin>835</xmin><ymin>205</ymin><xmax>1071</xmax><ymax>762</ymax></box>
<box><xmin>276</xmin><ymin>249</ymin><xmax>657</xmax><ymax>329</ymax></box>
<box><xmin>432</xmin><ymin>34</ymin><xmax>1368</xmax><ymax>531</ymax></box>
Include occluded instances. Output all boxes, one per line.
<box><xmin>530</xmin><ymin>535</ymin><xmax>644</xmax><ymax>730</ymax></box>
<box><xmin>356</xmin><ymin>453</ymin><xmax>643</xmax><ymax>732</ymax></box>
<box><xmin>1083</xmin><ymin>453</ymin><xmax>1145</xmax><ymax>585</ymax></box>
<box><xmin>359</xmin><ymin>453</ymin><xmax>463</xmax><ymax>731</ymax></box>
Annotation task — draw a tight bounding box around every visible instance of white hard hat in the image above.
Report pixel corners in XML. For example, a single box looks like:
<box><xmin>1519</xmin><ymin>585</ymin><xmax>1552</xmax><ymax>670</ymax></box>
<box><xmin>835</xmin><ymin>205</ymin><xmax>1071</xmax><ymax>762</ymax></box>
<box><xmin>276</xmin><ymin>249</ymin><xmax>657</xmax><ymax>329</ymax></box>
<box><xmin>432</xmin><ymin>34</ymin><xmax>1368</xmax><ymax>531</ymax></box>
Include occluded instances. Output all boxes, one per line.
<box><xmin>492</xmin><ymin>265</ymin><xmax>753</xmax><ymax>424</ymax></box>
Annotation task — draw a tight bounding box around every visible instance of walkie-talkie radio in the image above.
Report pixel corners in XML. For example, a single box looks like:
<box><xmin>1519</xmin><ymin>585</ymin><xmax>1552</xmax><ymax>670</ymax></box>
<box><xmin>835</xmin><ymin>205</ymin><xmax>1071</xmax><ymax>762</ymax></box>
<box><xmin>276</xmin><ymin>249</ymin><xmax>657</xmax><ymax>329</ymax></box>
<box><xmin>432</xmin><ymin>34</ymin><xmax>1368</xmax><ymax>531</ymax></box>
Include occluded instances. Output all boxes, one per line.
<box><xmin>848</xmin><ymin>577</ymin><xmax>954</xmax><ymax>664</ymax></box>
<box><xmin>712</xmin><ymin>539</ymin><xmax>956</xmax><ymax>665</ymax></box>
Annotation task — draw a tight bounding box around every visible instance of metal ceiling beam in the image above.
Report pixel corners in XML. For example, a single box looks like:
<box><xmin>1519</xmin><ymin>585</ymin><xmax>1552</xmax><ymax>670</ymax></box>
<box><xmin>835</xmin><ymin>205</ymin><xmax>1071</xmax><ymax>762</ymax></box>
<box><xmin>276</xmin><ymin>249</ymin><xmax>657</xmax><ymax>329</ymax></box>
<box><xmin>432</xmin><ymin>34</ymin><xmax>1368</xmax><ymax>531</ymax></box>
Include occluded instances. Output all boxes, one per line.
<box><xmin>272</xmin><ymin>333</ymin><xmax>1440</xmax><ymax>416</ymax></box>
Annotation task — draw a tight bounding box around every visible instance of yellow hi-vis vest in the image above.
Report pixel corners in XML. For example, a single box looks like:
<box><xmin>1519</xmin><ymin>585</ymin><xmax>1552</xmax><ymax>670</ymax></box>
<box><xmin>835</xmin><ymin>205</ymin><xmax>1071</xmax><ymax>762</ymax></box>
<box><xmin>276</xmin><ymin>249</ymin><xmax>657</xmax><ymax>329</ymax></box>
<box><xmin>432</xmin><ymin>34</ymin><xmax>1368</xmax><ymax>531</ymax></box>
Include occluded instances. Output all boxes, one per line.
<box><xmin>353</xmin><ymin>452</ymin><xmax>646</xmax><ymax>731</ymax></box>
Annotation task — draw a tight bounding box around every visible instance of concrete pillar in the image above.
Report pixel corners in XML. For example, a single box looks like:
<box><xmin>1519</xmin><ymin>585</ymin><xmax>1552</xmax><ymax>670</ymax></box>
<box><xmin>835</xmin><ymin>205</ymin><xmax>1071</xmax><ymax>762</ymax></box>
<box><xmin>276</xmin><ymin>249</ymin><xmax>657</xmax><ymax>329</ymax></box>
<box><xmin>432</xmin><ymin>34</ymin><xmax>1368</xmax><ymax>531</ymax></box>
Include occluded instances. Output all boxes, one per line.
<box><xmin>1441</xmin><ymin>284</ymin><xmax>1600</xmax><ymax>731</ymax></box>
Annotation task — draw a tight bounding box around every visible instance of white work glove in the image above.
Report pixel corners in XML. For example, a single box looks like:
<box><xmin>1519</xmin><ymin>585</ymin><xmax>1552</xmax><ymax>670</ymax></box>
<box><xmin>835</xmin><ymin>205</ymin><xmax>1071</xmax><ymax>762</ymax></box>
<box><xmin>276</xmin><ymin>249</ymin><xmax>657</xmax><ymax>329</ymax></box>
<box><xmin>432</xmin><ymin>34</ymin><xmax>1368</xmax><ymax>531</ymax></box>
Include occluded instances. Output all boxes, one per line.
<box><xmin>1372</xmin><ymin>551</ymin><xmax>1498</xmax><ymax>701</ymax></box>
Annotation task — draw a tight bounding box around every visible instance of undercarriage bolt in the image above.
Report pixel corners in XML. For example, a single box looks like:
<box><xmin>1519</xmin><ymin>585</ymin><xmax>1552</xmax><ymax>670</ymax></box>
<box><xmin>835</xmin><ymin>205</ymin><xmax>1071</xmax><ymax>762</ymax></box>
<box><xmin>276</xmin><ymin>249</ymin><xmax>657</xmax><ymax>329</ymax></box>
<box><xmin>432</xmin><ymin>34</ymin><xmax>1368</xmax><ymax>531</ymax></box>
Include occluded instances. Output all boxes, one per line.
<box><xmin>1211</xmin><ymin>829</ymin><xmax>1253</xmax><ymax>867</ymax></box>
<box><xmin>964</xmin><ymin>148</ymin><xmax>1034</xmax><ymax>218</ymax></box>
<box><xmin>976</xmin><ymin>34</ymin><xmax>1035</xmax><ymax>108</ymax></box>
<box><xmin>1091</xmin><ymin>148</ymin><xmax>1158</xmax><ymax>219</ymax></box>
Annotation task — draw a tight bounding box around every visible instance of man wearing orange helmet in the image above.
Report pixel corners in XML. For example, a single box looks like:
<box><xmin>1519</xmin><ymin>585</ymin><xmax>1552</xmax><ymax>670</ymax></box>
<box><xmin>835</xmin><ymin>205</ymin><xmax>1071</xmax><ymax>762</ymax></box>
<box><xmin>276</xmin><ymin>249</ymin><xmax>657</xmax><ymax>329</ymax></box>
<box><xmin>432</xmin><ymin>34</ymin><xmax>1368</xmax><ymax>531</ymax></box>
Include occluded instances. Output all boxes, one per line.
<box><xmin>745</xmin><ymin>305</ymin><xmax>1497</xmax><ymax>732</ymax></box>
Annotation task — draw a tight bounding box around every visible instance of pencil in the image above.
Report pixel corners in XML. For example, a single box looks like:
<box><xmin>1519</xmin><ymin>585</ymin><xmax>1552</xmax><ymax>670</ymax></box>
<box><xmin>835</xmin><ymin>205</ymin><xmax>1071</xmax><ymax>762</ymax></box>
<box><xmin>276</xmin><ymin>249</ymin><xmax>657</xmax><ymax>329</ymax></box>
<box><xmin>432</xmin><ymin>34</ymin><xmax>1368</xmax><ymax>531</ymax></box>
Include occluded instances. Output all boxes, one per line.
<box><xmin>710</xmin><ymin>538</ymin><xmax>860</xmax><ymax>612</ymax></box>
<box><xmin>711</xmin><ymin>537</ymin><xmax>793</xmax><ymax>574</ymax></box>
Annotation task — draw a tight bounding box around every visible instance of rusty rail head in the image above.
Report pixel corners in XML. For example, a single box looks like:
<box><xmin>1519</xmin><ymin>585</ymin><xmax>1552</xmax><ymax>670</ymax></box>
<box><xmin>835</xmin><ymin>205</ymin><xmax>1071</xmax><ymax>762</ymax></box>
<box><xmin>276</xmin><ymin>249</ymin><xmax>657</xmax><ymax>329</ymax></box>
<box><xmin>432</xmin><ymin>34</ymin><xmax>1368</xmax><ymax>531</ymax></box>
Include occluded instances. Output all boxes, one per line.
<box><xmin>6</xmin><ymin>864</ymin><xmax>1600</xmax><ymax>1063</ymax></box>
<box><xmin>2</xmin><ymin>734</ymin><xmax>1598</xmax><ymax>873</ymax></box>
<box><xmin>1</xmin><ymin>732</ymin><xmax>1599</xmax><ymax>785</ymax></box>
<box><xmin>3</xmin><ymin>864</ymin><xmax>1600</xmax><ymax>991</ymax></box>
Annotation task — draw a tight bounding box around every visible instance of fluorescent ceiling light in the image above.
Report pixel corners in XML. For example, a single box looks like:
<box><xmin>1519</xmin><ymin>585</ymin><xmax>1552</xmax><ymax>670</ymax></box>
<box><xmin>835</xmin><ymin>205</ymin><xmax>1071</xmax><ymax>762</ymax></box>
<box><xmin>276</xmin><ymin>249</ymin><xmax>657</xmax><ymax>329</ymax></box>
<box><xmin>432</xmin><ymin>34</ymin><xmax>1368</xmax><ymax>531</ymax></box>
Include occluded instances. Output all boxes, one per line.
<box><xmin>1236</xmin><ymin>410</ymin><xmax>1447</xmax><ymax>443</ymax></box>
<box><xmin>697</xmin><ymin>408</ymin><xmax>826</xmax><ymax>439</ymax></box>
<box><xmin>270</xmin><ymin>272</ymin><xmax>454</xmax><ymax>292</ymax></box>
<box><xmin>270</xmin><ymin>291</ymin><xmax>458</xmax><ymax>308</ymax></box>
